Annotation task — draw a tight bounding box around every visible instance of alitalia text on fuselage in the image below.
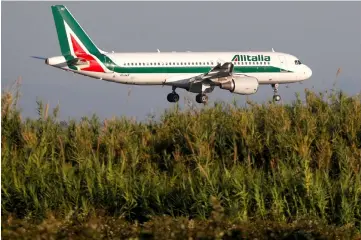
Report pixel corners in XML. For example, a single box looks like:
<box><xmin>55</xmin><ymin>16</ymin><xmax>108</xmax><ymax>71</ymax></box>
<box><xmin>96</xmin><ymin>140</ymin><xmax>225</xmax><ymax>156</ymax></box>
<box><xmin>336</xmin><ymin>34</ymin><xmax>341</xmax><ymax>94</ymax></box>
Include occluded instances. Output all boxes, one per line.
<box><xmin>232</xmin><ymin>54</ymin><xmax>271</xmax><ymax>62</ymax></box>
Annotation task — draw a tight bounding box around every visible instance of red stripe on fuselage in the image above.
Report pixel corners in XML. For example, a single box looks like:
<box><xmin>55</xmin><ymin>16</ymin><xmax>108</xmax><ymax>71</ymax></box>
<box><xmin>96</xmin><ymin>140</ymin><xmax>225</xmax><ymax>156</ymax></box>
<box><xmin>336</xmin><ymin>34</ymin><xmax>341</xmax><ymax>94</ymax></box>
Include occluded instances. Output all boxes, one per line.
<box><xmin>70</xmin><ymin>35</ymin><xmax>105</xmax><ymax>72</ymax></box>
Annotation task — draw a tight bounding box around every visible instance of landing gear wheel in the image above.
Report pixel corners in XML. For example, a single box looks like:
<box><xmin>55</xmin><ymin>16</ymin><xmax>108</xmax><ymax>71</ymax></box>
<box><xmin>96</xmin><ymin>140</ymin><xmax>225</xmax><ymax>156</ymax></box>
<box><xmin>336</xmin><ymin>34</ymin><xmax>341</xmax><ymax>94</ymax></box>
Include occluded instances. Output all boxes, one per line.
<box><xmin>196</xmin><ymin>94</ymin><xmax>208</xmax><ymax>104</ymax></box>
<box><xmin>167</xmin><ymin>93</ymin><xmax>179</xmax><ymax>103</ymax></box>
<box><xmin>273</xmin><ymin>95</ymin><xmax>281</xmax><ymax>102</ymax></box>
<box><xmin>172</xmin><ymin>93</ymin><xmax>179</xmax><ymax>102</ymax></box>
<box><xmin>271</xmin><ymin>84</ymin><xmax>281</xmax><ymax>102</ymax></box>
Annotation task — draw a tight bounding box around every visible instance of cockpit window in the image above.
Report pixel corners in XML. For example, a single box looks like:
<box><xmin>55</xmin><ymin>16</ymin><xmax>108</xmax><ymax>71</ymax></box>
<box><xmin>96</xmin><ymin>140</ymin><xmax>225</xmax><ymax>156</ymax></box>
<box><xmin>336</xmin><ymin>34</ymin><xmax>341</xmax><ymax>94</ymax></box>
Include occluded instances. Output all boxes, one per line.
<box><xmin>295</xmin><ymin>60</ymin><xmax>302</xmax><ymax>65</ymax></box>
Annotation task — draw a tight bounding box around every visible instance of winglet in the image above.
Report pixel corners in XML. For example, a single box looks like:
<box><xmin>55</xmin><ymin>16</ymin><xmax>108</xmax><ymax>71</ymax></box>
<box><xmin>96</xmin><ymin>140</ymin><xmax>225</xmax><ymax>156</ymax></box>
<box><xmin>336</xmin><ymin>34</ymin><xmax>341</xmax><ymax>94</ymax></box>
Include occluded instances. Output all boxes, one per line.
<box><xmin>272</xmin><ymin>48</ymin><xmax>275</xmax><ymax>52</ymax></box>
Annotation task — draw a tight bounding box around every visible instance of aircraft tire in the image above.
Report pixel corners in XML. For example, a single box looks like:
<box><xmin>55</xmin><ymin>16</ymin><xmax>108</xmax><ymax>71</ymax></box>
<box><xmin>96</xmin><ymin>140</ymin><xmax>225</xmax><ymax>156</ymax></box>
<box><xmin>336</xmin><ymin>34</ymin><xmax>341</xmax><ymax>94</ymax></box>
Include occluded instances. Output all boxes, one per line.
<box><xmin>273</xmin><ymin>95</ymin><xmax>281</xmax><ymax>102</ymax></box>
<box><xmin>172</xmin><ymin>93</ymin><xmax>180</xmax><ymax>102</ymax></box>
<box><xmin>167</xmin><ymin>93</ymin><xmax>179</xmax><ymax>103</ymax></box>
<box><xmin>196</xmin><ymin>94</ymin><xmax>208</xmax><ymax>104</ymax></box>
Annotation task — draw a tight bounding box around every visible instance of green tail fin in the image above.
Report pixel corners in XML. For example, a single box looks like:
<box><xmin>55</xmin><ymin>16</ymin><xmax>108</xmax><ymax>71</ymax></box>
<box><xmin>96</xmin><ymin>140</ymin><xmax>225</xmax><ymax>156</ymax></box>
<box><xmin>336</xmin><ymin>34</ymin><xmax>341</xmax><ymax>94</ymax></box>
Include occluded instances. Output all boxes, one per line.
<box><xmin>51</xmin><ymin>5</ymin><xmax>105</xmax><ymax>58</ymax></box>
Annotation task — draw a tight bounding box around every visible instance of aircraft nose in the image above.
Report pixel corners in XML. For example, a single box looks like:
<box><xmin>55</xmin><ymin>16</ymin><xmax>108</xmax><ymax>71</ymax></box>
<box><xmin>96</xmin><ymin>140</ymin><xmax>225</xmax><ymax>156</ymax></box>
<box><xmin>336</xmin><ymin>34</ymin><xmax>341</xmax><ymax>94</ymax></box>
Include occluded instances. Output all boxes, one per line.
<box><xmin>304</xmin><ymin>66</ymin><xmax>312</xmax><ymax>79</ymax></box>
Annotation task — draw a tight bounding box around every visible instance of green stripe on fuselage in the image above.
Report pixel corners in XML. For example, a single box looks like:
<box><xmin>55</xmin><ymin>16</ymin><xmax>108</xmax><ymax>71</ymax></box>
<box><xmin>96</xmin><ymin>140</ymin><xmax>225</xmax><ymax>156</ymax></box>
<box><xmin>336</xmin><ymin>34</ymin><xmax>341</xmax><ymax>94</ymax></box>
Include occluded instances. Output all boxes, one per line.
<box><xmin>110</xmin><ymin>65</ymin><xmax>292</xmax><ymax>74</ymax></box>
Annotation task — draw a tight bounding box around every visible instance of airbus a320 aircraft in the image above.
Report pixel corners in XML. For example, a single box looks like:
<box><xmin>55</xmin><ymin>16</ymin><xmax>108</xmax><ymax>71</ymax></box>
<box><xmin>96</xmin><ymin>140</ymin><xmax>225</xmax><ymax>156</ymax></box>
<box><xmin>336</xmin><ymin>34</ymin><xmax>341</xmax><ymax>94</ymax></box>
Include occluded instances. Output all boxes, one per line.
<box><xmin>33</xmin><ymin>5</ymin><xmax>312</xmax><ymax>103</ymax></box>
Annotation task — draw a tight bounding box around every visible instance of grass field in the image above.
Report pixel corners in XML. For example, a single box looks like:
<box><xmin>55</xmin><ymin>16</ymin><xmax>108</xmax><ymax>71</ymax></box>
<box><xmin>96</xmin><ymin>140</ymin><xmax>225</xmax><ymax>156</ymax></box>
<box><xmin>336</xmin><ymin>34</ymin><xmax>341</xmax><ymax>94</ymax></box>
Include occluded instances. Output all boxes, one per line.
<box><xmin>2</xmin><ymin>82</ymin><xmax>361</xmax><ymax>239</ymax></box>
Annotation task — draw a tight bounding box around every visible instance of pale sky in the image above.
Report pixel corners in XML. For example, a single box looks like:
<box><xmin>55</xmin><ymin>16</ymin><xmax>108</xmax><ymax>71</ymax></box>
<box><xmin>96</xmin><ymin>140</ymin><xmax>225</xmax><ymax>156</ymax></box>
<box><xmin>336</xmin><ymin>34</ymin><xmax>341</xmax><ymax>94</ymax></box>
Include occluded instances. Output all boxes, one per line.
<box><xmin>2</xmin><ymin>2</ymin><xmax>361</xmax><ymax>120</ymax></box>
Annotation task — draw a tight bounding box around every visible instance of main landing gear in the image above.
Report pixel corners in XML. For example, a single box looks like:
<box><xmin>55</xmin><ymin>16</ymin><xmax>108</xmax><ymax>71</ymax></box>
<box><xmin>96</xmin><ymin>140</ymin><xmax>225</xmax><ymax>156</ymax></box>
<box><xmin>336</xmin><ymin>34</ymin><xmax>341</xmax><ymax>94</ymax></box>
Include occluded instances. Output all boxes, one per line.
<box><xmin>167</xmin><ymin>86</ymin><xmax>180</xmax><ymax>103</ymax></box>
<box><xmin>167</xmin><ymin>87</ymin><xmax>209</xmax><ymax>104</ymax></box>
<box><xmin>195</xmin><ymin>93</ymin><xmax>208</xmax><ymax>104</ymax></box>
<box><xmin>272</xmin><ymin>83</ymin><xmax>281</xmax><ymax>102</ymax></box>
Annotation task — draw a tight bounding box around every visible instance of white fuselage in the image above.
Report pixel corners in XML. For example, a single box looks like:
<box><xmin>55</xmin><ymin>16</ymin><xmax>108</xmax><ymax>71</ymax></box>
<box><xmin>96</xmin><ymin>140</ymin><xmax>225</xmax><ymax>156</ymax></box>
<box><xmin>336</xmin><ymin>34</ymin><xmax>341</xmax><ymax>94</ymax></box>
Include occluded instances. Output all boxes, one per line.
<box><xmin>47</xmin><ymin>51</ymin><xmax>312</xmax><ymax>89</ymax></box>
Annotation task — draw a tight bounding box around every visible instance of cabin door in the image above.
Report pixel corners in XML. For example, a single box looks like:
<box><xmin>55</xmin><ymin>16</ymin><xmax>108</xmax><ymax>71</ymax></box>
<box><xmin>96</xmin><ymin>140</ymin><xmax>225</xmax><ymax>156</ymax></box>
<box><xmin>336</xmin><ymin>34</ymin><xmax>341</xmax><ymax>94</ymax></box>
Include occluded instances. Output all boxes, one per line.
<box><xmin>278</xmin><ymin>55</ymin><xmax>287</xmax><ymax>72</ymax></box>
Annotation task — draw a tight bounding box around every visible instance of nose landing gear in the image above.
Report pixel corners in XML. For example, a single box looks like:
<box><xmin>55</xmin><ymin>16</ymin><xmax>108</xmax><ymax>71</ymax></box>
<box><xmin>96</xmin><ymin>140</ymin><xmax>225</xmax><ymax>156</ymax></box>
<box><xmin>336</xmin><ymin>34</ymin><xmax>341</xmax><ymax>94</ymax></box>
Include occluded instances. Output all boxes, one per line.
<box><xmin>272</xmin><ymin>83</ymin><xmax>281</xmax><ymax>102</ymax></box>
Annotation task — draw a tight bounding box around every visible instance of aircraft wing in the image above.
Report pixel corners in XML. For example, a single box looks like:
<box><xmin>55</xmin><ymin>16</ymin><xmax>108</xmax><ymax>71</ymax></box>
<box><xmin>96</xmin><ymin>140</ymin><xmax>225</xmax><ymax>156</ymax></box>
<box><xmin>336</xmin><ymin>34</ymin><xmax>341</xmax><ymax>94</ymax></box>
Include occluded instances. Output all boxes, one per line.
<box><xmin>188</xmin><ymin>62</ymin><xmax>234</xmax><ymax>83</ymax></box>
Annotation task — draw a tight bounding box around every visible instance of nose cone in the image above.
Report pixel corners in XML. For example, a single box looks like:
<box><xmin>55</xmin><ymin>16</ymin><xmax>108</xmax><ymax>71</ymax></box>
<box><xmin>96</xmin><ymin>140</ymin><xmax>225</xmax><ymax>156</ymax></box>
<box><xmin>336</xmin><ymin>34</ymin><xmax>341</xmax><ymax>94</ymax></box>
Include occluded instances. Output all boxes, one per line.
<box><xmin>304</xmin><ymin>66</ymin><xmax>312</xmax><ymax>79</ymax></box>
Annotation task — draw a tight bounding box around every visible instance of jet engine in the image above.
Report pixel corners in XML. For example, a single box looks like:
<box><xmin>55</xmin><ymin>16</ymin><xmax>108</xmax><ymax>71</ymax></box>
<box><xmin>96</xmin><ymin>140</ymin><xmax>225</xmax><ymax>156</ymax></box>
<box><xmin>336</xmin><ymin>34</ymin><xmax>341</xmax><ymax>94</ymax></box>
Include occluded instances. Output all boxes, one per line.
<box><xmin>220</xmin><ymin>76</ymin><xmax>259</xmax><ymax>95</ymax></box>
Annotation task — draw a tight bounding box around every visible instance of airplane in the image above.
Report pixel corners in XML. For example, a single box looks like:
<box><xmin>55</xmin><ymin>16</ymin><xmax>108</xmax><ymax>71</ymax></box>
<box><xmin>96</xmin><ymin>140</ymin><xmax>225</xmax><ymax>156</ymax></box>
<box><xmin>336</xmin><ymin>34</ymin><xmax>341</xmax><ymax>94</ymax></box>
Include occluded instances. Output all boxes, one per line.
<box><xmin>32</xmin><ymin>5</ymin><xmax>312</xmax><ymax>104</ymax></box>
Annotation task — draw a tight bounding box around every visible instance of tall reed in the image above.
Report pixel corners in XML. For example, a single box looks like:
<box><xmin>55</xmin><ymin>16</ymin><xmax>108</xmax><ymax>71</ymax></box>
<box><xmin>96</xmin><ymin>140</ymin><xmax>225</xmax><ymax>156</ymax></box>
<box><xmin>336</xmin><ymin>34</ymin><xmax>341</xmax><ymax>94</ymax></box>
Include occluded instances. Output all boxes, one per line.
<box><xmin>2</xmin><ymin>82</ymin><xmax>361</xmax><ymax>233</ymax></box>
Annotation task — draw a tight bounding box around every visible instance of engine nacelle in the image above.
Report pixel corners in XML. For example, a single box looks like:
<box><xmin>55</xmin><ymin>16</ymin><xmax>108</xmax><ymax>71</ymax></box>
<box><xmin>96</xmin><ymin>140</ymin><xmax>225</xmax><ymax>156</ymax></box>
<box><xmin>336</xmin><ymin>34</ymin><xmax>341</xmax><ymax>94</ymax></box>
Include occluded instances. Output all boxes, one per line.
<box><xmin>220</xmin><ymin>76</ymin><xmax>259</xmax><ymax>95</ymax></box>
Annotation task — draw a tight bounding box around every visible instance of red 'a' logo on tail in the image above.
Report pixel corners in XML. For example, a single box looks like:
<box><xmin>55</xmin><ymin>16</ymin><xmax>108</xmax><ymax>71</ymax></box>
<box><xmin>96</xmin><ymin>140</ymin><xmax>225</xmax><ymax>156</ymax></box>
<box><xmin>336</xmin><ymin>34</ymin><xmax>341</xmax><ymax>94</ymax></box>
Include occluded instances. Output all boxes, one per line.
<box><xmin>70</xmin><ymin>35</ymin><xmax>105</xmax><ymax>72</ymax></box>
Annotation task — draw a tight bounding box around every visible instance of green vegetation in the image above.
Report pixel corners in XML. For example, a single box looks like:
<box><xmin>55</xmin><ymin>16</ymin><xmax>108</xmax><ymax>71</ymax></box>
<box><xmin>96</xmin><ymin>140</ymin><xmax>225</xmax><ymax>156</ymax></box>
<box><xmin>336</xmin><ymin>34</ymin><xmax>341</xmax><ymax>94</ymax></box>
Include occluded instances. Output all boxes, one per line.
<box><xmin>2</xmin><ymin>81</ymin><xmax>361</xmax><ymax>239</ymax></box>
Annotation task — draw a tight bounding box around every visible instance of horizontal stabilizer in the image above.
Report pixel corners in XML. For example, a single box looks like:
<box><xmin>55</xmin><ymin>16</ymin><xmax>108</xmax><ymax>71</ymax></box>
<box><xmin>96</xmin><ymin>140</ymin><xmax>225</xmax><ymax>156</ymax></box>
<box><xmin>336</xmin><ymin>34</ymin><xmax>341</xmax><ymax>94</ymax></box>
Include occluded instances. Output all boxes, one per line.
<box><xmin>44</xmin><ymin>55</ymin><xmax>88</xmax><ymax>68</ymax></box>
<box><xmin>67</xmin><ymin>57</ymin><xmax>88</xmax><ymax>66</ymax></box>
<box><xmin>30</xmin><ymin>56</ymin><xmax>47</xmax><ymax>60</ymax></box>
